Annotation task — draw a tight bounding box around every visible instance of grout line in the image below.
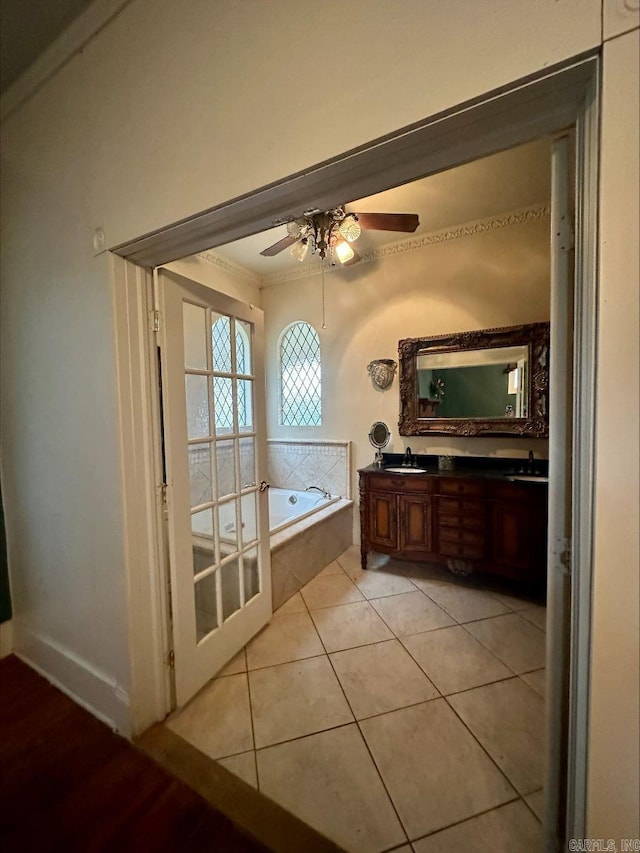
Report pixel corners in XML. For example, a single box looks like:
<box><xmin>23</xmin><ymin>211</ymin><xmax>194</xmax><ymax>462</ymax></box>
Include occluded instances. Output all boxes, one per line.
<box><xmin>457</xmin><ymin>616</ymin><xmax>541</xmax><ymax>675</ymax></box>
<box><xmin>213</xmin><ymin>556</ymin><xmax>546</xmax><ymax>845</ymax></box>
<box><xmin>300</xmin><ymin>566</ymin><xmax>410</xmax><ymax>846</ymax></box>
<box><xmin>442</xmin><ymin>693</ymin><xmax>524</xmax><ymax>797</ymax></box>
<box><xmin>322</xmin><ymin>640</ymin><xmax>411</xmax><ymax>846</ymax></box>
<box><xmin>408</xmin><ymin>795</ymin><xmax>522</xmax><ymax>845</ymax></box>
<box><xmin>253</xmin><ymin>720</ymin><xmax>359</xmax><ymax>754</ymax></box>
<box><xmin>243</xmin><ymin>668</ymin><xmax>259</xmax><ymax>788</ymax></box>
<box><xmin>521</xmin><ymin>791</ymin><xmax>544</xmax><ymax>824</ymax></box>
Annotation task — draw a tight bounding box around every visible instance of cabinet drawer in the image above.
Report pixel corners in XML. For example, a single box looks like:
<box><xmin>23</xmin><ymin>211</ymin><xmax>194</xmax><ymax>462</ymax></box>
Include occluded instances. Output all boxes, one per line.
<box><xmin>438</xmin><ymin>497</ymin><xmax>484</xmax><ymax>518</ymax></box>
<box><xmin>439</xmin><ymin>539</ymin><xmax>485</xmax><ymax>559</ymax></box>
<box><xmin>439</xmin><ymin>478</ymin><xmax>485</xmax><ymax>497</ymax></box>
<box><xmin>490</xmin><ymin>480</ymin><xmax>548</xmax><ymax>502</ymax></box>
<box><xmin>439</xmin><ymin>527</ymin><xmax>485</xmax><ymax>549</ymax></box>
<box><xmin>363</xmin><ymin>474</ymin><xmax>433</xmax><ymax>493</ymax></box>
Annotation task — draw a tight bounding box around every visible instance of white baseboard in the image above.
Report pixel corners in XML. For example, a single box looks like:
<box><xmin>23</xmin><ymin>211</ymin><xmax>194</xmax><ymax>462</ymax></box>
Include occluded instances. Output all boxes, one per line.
<box><xmin>13</xmin><ymin>621</ymin><xmax>131</xmax><ymax>737</ymax></box>
<box><xmin>0</xmin><ymin>620</ymin><xmax>13</xmax><ymax>658</ymax></box>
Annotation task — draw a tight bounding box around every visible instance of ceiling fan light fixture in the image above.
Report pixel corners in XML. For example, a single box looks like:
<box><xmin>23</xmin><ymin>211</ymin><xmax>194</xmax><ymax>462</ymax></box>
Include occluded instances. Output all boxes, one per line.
<box><xmin>334</xmin><ymin>240</ymin><xmax>355</xmax><ymax>264</ymax></box>
<box><xmin>290</xmin><ymin>238</ymin><xmax>309</xmax><ymax>262</ymax></box>
<box><xmin>338</xmin><ymin>215</ymin><xmax>361</xmax><ymax>243</ymax></box>
<box><xmin>286</xmin><ymin>219</ymin><xmax>303</xmax><ymax>239</ymax></box>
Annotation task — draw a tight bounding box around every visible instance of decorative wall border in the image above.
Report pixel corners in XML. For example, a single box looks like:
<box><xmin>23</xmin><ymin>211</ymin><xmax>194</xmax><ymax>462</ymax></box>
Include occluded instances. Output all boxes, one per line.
<box><xmin>260</xmin><ymin>203</ymin><xmax>551</xmax><ymax>287</ymax></box>
<box><xmin>197</xmin><ymin>250</ymin><xmax>262</xmax><ymax>285</ymax></box>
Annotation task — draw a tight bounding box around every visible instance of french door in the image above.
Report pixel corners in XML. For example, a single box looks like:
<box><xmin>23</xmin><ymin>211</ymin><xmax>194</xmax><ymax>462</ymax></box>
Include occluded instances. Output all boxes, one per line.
<box><xmin>156</xmin><ymin>269</ymin><xmax>271</xmax><ymax>706</ymax></box>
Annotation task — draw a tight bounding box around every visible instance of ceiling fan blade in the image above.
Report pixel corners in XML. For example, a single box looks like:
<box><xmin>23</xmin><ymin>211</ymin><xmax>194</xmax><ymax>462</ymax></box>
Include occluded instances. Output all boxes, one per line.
<box><xmin>353</xmin><ymin>212</ymin><xmax>419</xmax><ymax>233</ymax></box>
<box><xmin>260</xmin><ymin>234</ymin><xmax>298</xmax><ymax>257</ymax></box>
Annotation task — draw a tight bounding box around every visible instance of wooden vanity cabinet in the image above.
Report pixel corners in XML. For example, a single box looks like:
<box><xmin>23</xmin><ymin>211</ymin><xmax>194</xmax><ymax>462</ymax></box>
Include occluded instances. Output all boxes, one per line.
<box><xmin>368</xmin><ymin>491</ymin><xmax>397</xmax><ymax>549</ymax></box>
<box><xmin>489</xmin><ymin>480</ymin><xmax>548</xmax><ymax>582</ymax></box>
<box><xmin>361</xmin><ymin>473</ymin><xmax>435</xmax><ymax>565</ymax></box>
<box><xmin>359</xmin><ymin>469</ymin><xmax>548</xmax><ymax>585</ymax></box>
<box><xmin>435</xmin><ymin>478</ymin><xmax>487</xmax><ymax>562</ymax></box>
<box><xmin>398</xmin><ymin>494</ymin><xmax>433</xmax><ymax>552</ymax></box>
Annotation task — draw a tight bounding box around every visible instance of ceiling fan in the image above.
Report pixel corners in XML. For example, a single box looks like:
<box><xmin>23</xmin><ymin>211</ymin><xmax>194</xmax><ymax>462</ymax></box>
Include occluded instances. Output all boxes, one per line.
<box><xmin>260</xmin><ymin>206</ymin><xmax>420</xmax><ymax>266</ymax></box>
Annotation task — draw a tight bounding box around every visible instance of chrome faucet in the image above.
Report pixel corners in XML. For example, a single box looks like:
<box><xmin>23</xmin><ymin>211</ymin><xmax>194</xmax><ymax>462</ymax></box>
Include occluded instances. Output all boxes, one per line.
<box><xmin>305</xmin><ymin>485</ymin><xmax>331</xmax><ymax>499</ymax></box>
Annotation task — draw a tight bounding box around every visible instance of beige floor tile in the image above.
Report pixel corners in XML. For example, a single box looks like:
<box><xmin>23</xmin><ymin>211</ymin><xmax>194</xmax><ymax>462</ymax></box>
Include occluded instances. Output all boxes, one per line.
<box><xmin>392</xmin><ymin>560</ymin><xmax>453</xmax><ymax>585</ymax></box>
<box><xmin>419</xmin><ymin>582</ymin><xmax>510</xmax><ymax>623</ymax></box>
<box><xmin>360</xmin><ymin>699</ymin><xmax>515</xmax><ymax>839</ymax></box>
<box><xmin>447</xmin><ymin>677</ymin><xmax>545</xmax><ymax>795</ymax></box>
<box><xmin>413</xmin><ymin>800</ymin><xmax>542</xmax><ymax>853</ymax></box>
<box><xmin>525</xmin><ymin>788</ymin><xmax>545</xmax><ymax>820</ymax></box>
<box><xmin>246</xmin><ymin>610</ymin><xmax>324</xmax><ymax>670</ymax></box>
<box><xmin>216</xmin><ymin>647</ymin><xmax>246</xmax><ymax>677</ymax></box>
<box><xmin>217</xmin><ymin>750</ymin><xmax>257</xmax><ymax>788</ymax></box>
<box><xmin>316</xmin><ymin>560</ymin><xmax>346</xmax><ymax>577</ymax></box>
<box><xmin>520</xmin><ymin>668</ymin><xmax>546</xmax><ymax>697</ymax></box>
<box><xmin>335</xmin><ymin>545</ymin><xmax>363</xmax><ymax>573</ymax></box>
<box><xmin>310</xmin><ymin>600</ymin><xmax>394</xmax><ymax>652</ymax></box>
<box><xmin>520</xmin><ymin>604</ymin><xmax>547</xmax><ymax>631</ymax></box>
<box><xmin>345</xmin><ymin>565</ymin><xmax>419</xmax><ymax>600</ymax></box>
<box><xmin>330</xmin><ymin>639</ymin><xmax>438</xmax><ymax>719</ymax></box>
<box><xmin>248</xmin><ymin>656</ymin><xmax>353</xmax><ymax>748</ymax></box>
<box><xmin>370</xmin><ymin>591</ymin><xmax>455</xmax><ymax>637</ymax></box>
<box><xmin>274</xmin><ymin>591</ymin><xmax>307</xmax><ymax>615</ymax></box>
<box><xmin>301</xmin><ymin>572</ymin><xmax>364</xmax><ymax>610</ymax></box>
<box><xmin>464</xmin><ymin>613</ymin><xmax>546</xmax><ymax>674</ymax></box>
<box><xmin>489</xmin><ymin>590</ymin><xmax>541</xmax><ymax>611</ymax></box>
<box><xmin>402</xmin><ymin>625</ymin><xmax>512</xmax><ymax>695</ymax></box>
<box><xmin>166</xmin><ymin>673</ymin><xmax>253</xmax><ymax>760</ymax></box>
<box><xmin>257</xmin><ymin>724</ymin><xmax>407</xmax><ymax>853</ymax></box>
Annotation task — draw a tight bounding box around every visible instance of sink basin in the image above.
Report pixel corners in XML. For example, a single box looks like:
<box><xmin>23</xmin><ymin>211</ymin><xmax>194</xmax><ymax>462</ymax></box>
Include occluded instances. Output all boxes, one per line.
<box><xmin>384</xmin><ymin>467</ymin><xmax>428</xmax><ymax>474</ymax></box>
<box><xmin>507</xmin><ymin>475</ymin><xmax>549</xmax><ymax>483</ymax></box>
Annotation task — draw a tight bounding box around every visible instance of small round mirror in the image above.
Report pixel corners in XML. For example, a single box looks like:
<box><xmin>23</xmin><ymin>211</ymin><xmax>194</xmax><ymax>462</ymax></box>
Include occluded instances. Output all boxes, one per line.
<box><xmin>369</xmin><ymin>421</ymin><xmax>391</xmax><ymax>449</ymax></box>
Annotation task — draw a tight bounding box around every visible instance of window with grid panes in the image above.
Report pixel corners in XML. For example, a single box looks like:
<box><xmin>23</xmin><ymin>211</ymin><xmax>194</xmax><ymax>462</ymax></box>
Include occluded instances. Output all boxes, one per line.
<box><xmin>212</xmin><ymin>316</ymin><xmax>250</xmax><ymax>430</ymax></box>
<box><xmin>279</xmin><ymin>322</ymin><xmax>321</xmax><ymax>426</ymax></box>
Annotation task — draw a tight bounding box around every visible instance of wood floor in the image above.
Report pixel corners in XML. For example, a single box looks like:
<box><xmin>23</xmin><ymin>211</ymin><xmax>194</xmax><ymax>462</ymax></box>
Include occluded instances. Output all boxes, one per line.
<box><xmin>0</xmin><ymin>655</ymin><xmax>268</xmax><ymax>852</ymax></box>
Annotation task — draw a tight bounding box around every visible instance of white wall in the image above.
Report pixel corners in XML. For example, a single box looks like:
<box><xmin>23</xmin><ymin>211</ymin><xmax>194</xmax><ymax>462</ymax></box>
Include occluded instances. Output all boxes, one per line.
<box><xmin>262</xmin><ymin>213</ymin><xmax>551</xmax><ymax>514</ymax></box>
<box><xmin>164</xmin><ymin>254</ymin><xmax>262</xmax><ymax>309</ymax></box>
<box><xmin>587</xmin><ymin>26</ymin><xmax>640</xmax><ymax>841</ymax></box>
<box><xmin>0</xmin><ymin>0</ymin><xmax>638</xmax><ymax>834</ymax></box>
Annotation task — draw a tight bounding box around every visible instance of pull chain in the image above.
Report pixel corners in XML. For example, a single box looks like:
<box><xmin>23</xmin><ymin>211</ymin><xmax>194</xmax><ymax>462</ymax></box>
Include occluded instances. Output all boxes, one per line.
<box><xmin>321</xmin><ymin>259</ymin><xmax>327</xmax><ymax>330</ymax></box>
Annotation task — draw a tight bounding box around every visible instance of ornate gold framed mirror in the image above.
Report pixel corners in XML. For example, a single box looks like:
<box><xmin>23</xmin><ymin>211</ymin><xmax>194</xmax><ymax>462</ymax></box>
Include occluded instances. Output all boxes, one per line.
<box><xmin>398</xmin><ymin>322</ymin><xmax>550</xmax><ymax>437</ymax></box>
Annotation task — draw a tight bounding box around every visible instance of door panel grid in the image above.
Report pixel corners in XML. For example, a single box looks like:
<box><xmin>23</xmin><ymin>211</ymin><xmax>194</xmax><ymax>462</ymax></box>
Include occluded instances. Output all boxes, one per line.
<box><xmin>184</xmin><ymin>301</ymin><xmax>260</xmax><ymax>642</ymax></box>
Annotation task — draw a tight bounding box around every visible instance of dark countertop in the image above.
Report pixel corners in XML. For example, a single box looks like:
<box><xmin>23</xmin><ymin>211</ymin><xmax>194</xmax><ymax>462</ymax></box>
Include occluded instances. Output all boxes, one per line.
<box><xmin>359</xmin><ymin>453</ymin><xmax>549</xmax><ymax>481</ymax></box>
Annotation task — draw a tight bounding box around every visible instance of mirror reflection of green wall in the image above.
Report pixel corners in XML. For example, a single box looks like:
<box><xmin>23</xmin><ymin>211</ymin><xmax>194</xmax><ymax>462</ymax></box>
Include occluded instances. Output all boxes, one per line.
<box><xmin>416</xmin><ymin>343</ymin><xmax>528</xmax><ymax>420</ymax></box>
<box><xmin>419</xmin><ymin>365</ymin><xmax>517</xmax><ymax>418</ymax></box>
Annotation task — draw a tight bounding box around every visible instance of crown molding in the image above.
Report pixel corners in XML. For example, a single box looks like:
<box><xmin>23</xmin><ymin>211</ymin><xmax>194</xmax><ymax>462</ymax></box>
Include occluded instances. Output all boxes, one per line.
<box><xmin>260</xmin><ymin>203</ymin><xmax>551</xmax><ymax>288</ymax></box>
<box><xmin>1</xmin><ymin>0</ymin><xmax>132</xmax><ymax>123</ymax></box>
<box><xmin>197</xmin><ymin>251</ymin><xmax>261</xmax><ymax>285</ymax></box>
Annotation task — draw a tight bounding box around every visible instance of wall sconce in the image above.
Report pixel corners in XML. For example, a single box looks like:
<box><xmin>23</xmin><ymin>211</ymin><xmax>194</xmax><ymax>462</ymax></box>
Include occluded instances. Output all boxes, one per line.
<box><xmin>367</xmin><ymin>359</ymin><xmax>397</xmax><ymax>390</ymax></box>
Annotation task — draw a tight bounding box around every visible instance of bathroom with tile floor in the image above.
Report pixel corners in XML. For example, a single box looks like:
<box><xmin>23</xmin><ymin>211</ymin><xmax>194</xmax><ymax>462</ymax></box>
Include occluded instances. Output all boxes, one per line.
<box><xmin>165</xmin><ymin>546</ymin><xmax>547</xmax><ymax>852</ymax></box>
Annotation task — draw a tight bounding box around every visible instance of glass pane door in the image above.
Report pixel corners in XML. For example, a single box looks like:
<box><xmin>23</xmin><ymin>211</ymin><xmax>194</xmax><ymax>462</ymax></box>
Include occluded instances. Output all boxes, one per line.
<box><xmin>158</xmin><ymin>270</ymin><xmax>271</xmax><ymax>707</ymax></box>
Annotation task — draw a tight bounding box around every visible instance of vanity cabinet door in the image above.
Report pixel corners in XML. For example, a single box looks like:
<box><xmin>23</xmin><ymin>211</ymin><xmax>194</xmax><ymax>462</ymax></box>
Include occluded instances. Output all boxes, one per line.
<box><xmin>368</xmin><ymin>491</ymin><xmax>397</xmax><ymax>549</ymax></box>
<box><xmin>491</xmin><ymin>498</ymin><xmax>547</xmax><ymax>580</ymax></box>
<box><xmin>398</xmin><ymin>495</ymin><xmax>432</xmax><ymax>552</ymax></box>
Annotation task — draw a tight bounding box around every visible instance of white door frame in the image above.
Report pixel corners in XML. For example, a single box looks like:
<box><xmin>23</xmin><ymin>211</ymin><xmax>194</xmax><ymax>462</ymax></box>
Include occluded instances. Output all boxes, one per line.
<box><xmin>111</xmin><ymin>54</ymin><xmax>600</xmax><ymax>846</ymax></box>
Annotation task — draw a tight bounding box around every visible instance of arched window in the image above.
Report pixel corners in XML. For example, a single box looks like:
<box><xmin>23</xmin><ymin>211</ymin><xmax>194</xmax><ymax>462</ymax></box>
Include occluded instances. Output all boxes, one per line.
<box><xmin>279</xmin><ymin>322</ymin><xmax>321</xmax><ymax>426</ymax></box>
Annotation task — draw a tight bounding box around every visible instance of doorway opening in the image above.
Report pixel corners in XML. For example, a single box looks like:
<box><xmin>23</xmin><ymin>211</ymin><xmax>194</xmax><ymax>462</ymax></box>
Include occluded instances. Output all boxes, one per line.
<box><xmin>112</xmin><ymin>54</ymin><xmax>598</xmax><ymax>851</ymax></box>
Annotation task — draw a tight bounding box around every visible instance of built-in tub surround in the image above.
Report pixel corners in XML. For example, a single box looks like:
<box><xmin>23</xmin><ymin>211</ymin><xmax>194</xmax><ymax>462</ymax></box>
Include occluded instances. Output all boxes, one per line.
<box><xmin>190</xmin><ymin>440</ymin><xmax>353</xmax><ymax>610</ymax></box>
<box><xmin>270</xmin><ymin>498</ymin><xmax>353</xmax><ymax>610</ymax></box>
<box><xmin>265</xmin><ymin>441</ymin><xmax>353</xmax><ymax>608</ymax></box>
<box><xmin>267</xmin><ymin>440</ymin><xmax>351</xmax><ymax>499</ymax></box>
<box><xmin>269</xmin><ymin>488</ymin><xmax>338</xmax><ymax>533</ymax></box>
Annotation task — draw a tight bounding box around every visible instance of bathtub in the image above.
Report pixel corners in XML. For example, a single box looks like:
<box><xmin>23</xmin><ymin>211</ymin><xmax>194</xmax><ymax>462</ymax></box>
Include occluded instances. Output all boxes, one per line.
<box><xmin>209</xmin><ymin>487</ymin><xmax>339</xmax><ymax>541</ymax></box>
<box><xmin>192</xmin><ymin>487</ymin><xmax>353</xmax><ymax>610</ymax></box>
<box><xmin>269</xmin><ymin>487</ymin><xmax>338</xmax><ymax>533</ymax></box>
